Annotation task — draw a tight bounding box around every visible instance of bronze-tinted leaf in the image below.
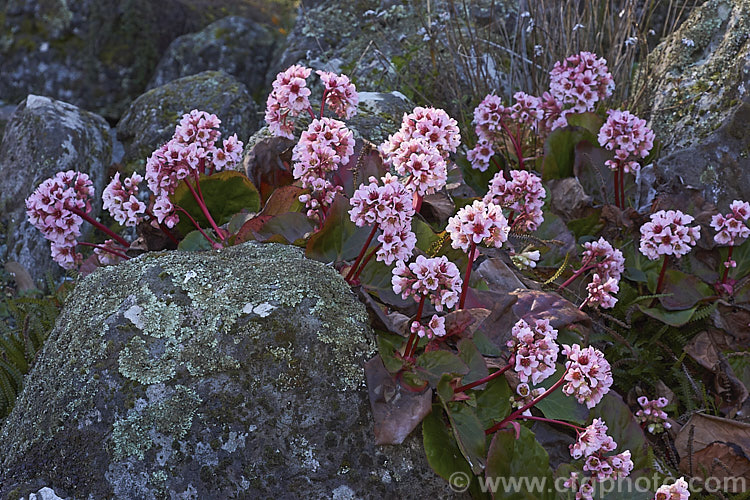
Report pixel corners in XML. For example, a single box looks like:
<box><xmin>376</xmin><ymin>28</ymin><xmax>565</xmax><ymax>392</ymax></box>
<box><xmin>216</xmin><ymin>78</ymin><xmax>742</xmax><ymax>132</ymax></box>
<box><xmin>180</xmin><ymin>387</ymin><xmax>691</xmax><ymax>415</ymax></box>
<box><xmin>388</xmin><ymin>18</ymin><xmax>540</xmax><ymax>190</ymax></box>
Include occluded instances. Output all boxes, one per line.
<box><xmin>511</xmin><ymin>289</ymin><xmax>591</xmax><ymax>330</ymax></box>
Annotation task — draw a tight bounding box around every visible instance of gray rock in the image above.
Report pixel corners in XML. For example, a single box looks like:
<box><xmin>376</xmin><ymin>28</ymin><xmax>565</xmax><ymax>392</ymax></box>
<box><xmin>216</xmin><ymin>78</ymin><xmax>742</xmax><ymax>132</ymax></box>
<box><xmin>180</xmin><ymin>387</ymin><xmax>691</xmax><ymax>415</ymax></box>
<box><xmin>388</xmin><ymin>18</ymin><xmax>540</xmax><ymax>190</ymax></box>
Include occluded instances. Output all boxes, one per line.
<box><xmin>116</xmin><ymin>70</ymin><xmax>260</xmax><ymax>168</ymax></box>
<box><xmin>148</xmin><ymin>16</ymin><xmax>276</xmax><ymax>101</ymax></box>
<box><xmin>0</xmin><ymin>95</ymin><xmax>112</xmax><ymax>283</ymax></box>
<box><xmin>636</xmin><ymin>0</ymin><xmax>750</xmax><ymax>208</ymax></box>
<box><xmin>0</xmin><ymin>242</ymin><xmax>456</xmax><ymax>499</ymax></box>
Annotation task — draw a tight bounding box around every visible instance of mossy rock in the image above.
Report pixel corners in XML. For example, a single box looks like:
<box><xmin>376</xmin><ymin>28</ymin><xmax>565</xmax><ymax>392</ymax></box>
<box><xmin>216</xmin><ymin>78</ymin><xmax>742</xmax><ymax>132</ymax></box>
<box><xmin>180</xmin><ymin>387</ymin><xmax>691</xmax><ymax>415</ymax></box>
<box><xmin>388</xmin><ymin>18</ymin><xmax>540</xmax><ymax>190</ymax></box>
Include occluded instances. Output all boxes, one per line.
<box><xmin>0</xmin><ymin>242</ymin><xmax>457</xmax><ymax>499</ymax></box>
<box><xmin>148</xmin><ymin>16</ymin><xmax>277</xmax><ymax>102</ymax></box>
<box><xmin>116</xmin><ymin>70</ymin><xmax>260</xmax><ymax>168</ymax></box>
<box><xmin>0</xmin><ymin>95</ymin><xmax>112</xmax><ymax>284</ymax></box>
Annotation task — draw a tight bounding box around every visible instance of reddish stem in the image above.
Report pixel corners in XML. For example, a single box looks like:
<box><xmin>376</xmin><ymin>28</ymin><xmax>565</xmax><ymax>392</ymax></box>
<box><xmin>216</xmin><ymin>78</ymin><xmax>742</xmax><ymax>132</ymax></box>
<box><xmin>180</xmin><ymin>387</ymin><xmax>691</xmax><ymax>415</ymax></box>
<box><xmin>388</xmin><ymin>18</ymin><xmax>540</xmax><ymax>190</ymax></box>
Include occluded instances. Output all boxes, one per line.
<box><xmin>403</xmin><ymin>294</ymin><xmax>426</xmax><ymax>359</ymax></box>
<box><xmin>320</xmin><ymin>89</ymin><xmax>328</xmax><ymax>118</ymax></box>
<box><xmin>352</xmin><ymin>243</ymin><xmax>382</xmax><ymax>281</ymax></box>
<box><xmin>517</xmin><ymin>415</ymin><xmax>585</xmax><ymax>432</ymax></box>
<box><xmin>613</xmin><ymin>169</ymin><xmax>620</xmax><ymax>208</ymax></box>
<box><xmin>77</xmin><ymin>241</ymin><xmax>130</xmax><ymax>260</ymax></box>
<box><xmin>346</xmin><ymin>225</ymin><xmax>378</xmax><ymax>281</ymax></box>
<box><xmin>499</xmin><ymin>119</ymin><xmax>524</xmax><ymax>170</ymax></box>
<box><xmin>458</xmin><ymin>241</ymin><xmax>476</xmax><ymax>310</ymax></box>
<box><xmin>413</xmin><ymin>192</ymin><xmax>423</xmax><ymax>212</ymax></box>
<box><xmin>655</xmin><ymin>255</ymin><xmax>669</xmax><ymax>295</ymax></box>
<box><xmin>722</xmin><ymin>245</ymin><xmax>734</xmax><ymax>284</ymax></box>
<box><xmin>175</xmin><ymin>207</ymin><xmax>221</xmax><ymax>248</ymax></box>
<box><xmin>486</xmin><ymin>371</ymin><xmax>568</xmax><ymax>435</ymax></box>
<box><xmin>620</xmin><ymin>168</ymin><xmax>626</xmax><ymax>209</ymax></box>
<box><xmin>69</xmin><ymin>208</ymin><xmax>130</xmax><ymax>248</ymax></box>
<box><xmin>558</xmin><ymin>262</ymin><xmax>597</xmax><ymax>290</ymax></box>
<box><xmin>307</xmin><ymin>106</ymin><xmax>317</xmax><ymax>121</ymax></box>
<box><xmin>187</xmin><ymin>175</ymin><xmax>225</xmax><ymax>242</ymax></box>
<box><xmin>454</xmin><ymin>357</ymin><xmax>514</xmax><ymax>393</ymax></box>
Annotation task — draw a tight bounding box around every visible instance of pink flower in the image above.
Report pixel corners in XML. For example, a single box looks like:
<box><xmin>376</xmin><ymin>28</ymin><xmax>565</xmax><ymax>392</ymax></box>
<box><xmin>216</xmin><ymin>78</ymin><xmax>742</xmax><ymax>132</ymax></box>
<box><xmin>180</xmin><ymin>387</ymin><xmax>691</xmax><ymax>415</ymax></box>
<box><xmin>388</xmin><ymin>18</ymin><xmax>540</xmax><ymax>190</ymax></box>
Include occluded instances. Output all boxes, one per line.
<box><xmin>562</xmin><ymin>344</ymin><xmax>613</xmax><ymax>408</ymax></box>
<box><xmin>25</xmin><ymin>170</ymin><xmax>94</xmax><ymax>269</ymax></box>
<box><xmin>447</xmin><ymin>200</ymin><xmax>510</xmax><ymax>253</ymax></box>
<box><xmin>549</xmin><ymin>51</ymin><xmax>614</xmax><ymax>114</ymax></box>
<box><xmin>466</xmin><ymin>139</ymin><xmax>495</xmax><ymax>172</ymax></box>
<box><xmin>582</xmin><ymin>237</ymin><xmax>625</xmax><ymax>281</ymax></box>
<box><xmin>506</xmin><ymin>318</ymin><xmax>559</xmax><ymax>385</ymax></box>
<box><xmin>102</xmin><ymin>172</ymin><xmax>146</xmax><ymax>227</ymax></box>
<box><xmin>392</xmin><ymin>255</ymin><xmax>462</xmax><ymax>311</ymax></box>
<box><xmin>711</xmin><ymin>200</ymin><xmax>750</xmax><ymax>246</ymax></box>
<box><xmin>484</xmin><ymin>169</ymin><xmax>546</xmax><ymax>231</ymax></box>
<box><xmin>639</xmin><ymin>210</ymin><xmax>701</xmax><ymax>261</ymax></box>
<box><xmin>94</xmin><ymin>239</ymin><xmax>126</xmax><ymax>266</ymax></box>
<box><xmin>570</xmin><ymin>418</ymin><xmax>616</xmax><ymax>459</ymax></box>
<box><xmin>598</xmin><ymin>109</ymin><xmax>654</xmax><ymax>174</ymax></box>
<box><xmin>411</xmin><ymin>315</ymin><xmax>446</xmax><ymax>339</ymax></box>
<box><xmin>317</xmin><ymin>70</ymin><xmax>359</xmax><ymax>119</ymax></box>
<box><xmin>654</xmin><ymin>477</ymin><xmax>690</xmax><ymax>500</ymax></box>
<box><xmin>349</xmin><ymin>173</ymin><xmax>414</xmax><ymax>232</ymax></box>
<box><xmin>636</xmin><ymin>396</ymin><xmax>671</xmax><ymax>434</ymax></box>
<box><xmin>376</xmin><ymin>225</ymin><xmax>417</xmax><ymax>265</ymax></box>
<box><xmin>584</xmin><ymin>273</ymin><xmax>619</xmax><ymax>309</ymax></box>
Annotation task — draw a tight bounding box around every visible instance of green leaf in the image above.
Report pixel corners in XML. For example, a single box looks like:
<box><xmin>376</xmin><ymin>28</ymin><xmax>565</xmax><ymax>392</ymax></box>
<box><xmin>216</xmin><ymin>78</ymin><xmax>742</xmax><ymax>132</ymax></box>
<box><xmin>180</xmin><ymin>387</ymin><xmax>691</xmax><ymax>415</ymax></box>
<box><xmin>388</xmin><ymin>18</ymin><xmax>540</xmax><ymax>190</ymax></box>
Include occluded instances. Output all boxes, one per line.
<box><xmin>416</xmin><ymin>350</ymin><xmax>469</xmax><ymax>387</ymax></box>
<box><xmin>485</xmin><ymin>426</ymin><xmax>555</xmax><ymax>500</ymax></box>
<box><xmin>565</xmin><ymin>112</ymin><xmax>604</xmax><ymax>136</ymax></box>
<box><xmin>252</xmin><ymin>212</ymin><xmax>313</xmax><ymax>244</ymax></box>
<box><xmin>305</xmin><ymin>194</ymin><xmax>373</xmax><ymax>264</ymax></box>
<box><xmin>456</xmin><ymin>154</ymin><xmax>501</xmax><ymax>197</ymax></box>
<box><xmin>413</xmin><ymin>218</ymin><xmax>441</xmax><ymax>253</ymax></box>
<box><xmin>542</xmin><ymin>126</ymin><xmax>597</xmax><ymax>181</ymax></box>
<box><xmin>177</xmin><ymin>230</ymin><xmax>216</xmax><ymax>251</ymax></box>
<box><xmin>566</xmin><ymin>210</ymin><xmax>603</xmax><ymax>242</ymax></box>
<box><xmin>637</xmin><ymin>304</ymin><xmax>698</xmax><ymax>327</ymax></box>
<box><xmin>589</xmin><ymin>392</ymin><xmax>651</xmax><ymax>472</ymax></box>
<box><xmin>534</xmin><ymin>364</ymin><xmax>589</xmax><ymax>426</ymax></box>
<box><xmin>172</xmin><ymin>171</ymin><xmax>260</xmax><ymax>236</ymax></box>
<box><xmin>445</xmin><ymin>401</ymin><xmax>488</xmax><ymax>475</ymax></box>
<box><xmin>437</xmin><ymin>373</ymin><xmax>456</xmax><ymax>403</ymax></box>
<box><xmin>376</xmin><ymin>331</ymin><xmax>406</xmax><ymax>374</ymax></box>
<box><xmin>473</xmin><ymin>331</ymin><xmax>503</xmax><ymax>357</ymax></box>
<box><xmin>475</xmin><ymin>376</ymin><xmax>512</xmax><ymax>429</ymax></box>
<box><xmin>659</xmin><ymin>269</ymin><xmax>713</xmax><ymax>310</ymax></box>
<box><xmin>458</xmin><ymin>339</ymin><xmax>489</xmax><ymax>387</ymax></box>
<box><xmin>423</xmin><ymin>407</ymin><xmax>488</xmax><ymax>499</ymax></box>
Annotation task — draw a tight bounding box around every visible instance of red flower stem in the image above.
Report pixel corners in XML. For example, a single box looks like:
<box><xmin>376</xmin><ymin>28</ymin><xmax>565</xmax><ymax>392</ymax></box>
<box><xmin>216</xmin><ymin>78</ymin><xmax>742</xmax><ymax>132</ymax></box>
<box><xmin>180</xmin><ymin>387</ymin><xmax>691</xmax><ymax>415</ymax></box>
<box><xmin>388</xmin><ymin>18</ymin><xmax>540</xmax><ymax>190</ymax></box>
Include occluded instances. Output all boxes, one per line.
<box><xmin>620</xmin><ymin>169</ymin><xmax>626</xmax><ymax>209</ymax></box>
<box><xmin>516</xmin><ymin>414</ymin><xmax>585</xmax><ymax>432</ymax></box>
<box><xmin>486</xmin><ymin>371</ymin><xmax>568</xmax><ymax>435</ymax></box>
<box><xmin>507</xmin><ymin>210</ymin><xmax>516</xmax><ymax>226</ymax></box>
<box><xmin>500</xmin><ymin>119</ymin><xmax>524</xmax><ymax>170</ymax></box>
<box><xmin>655</xmin><ymin>255</ymin><xmax>669</xmax><ymax>295</ymax></box>
<box><xmin>413</xmin><ymin>192</ymin><xmax>423</xmax><ymax>212</ymax></box>
<box><xmin>346</xmin><ymin>225</ymin><xmax>378</xmax><ymax>281</ymax></box>
<box><xmin>77</xmin><ymin>241</ymin><xmax>130</xmax><ymax>260</ymax></box>
<box><xmin>188</xmin><ymin>175</ymin><xmax>225</xmax><ymax>242</ymax></box>
<box><xmin>320</xmin><ymin>89</ymin><xmax>328</xmax><ymax>118</ymax></box>
<box><xmin>69</xmin><ymin>208</ymin><xmax>130</xmax><ymax>247</ymax></box>
<box><xmin>145</xmin><ymin>208</ymin><xmax>180</xmax><ymax>245</ymax></box>
<box><xmin>175</xmin><ymin>206</ymin><xmax>221</xmax><ymax>248</ymax></box>
<box><xmin>454</xmin><ymin>357</ymin><xmax>514</xmax><ymax>393</ymax></box>
<box><xmin>307</xmin><ymin>106</ymin><xmax>317</xmax><ymax>121</ymax></box>
<box><xmin>558</xmin><ymin>262</ymin><xmax>597</xmax><ymax>290</ymax></box>
<box><xmin>404</xmin><ymin>294</ymin><xmax>426</xmax><ymax>359</ymax></box>
<box><xmin>722</xmin><ymin>245</ymin><xmax>734</xmax><ymax>284</ymax></box>
<box><xmin>352</xmin><ymin>243</ymin><xmax>382</xmax><ymax>281</ymax></box>
<box><xmin>458</xmin><ymin>241</ymin><xmax>476</xmax><ymax>310</ymax></box>
<box><xmin>613</xmin><ymin>169</ymin><xmax>620</xmax><ymax>208</ymax></box>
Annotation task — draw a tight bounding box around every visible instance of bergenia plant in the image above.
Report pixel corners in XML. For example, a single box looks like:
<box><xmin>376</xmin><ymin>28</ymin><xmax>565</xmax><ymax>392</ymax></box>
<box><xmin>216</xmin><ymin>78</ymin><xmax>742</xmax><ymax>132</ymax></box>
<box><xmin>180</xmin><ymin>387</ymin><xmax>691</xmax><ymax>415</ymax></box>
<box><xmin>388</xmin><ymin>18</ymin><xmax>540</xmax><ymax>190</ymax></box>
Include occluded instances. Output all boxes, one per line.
<box><xmin>711</xmin><ymin>200</ymin><xmax>750</xmax><ymax>292</ymax></box>
<box><xmin>558</xmin><ymin>237</ymin><xmax>625</xmax><ymax>310</ymax></box>
<box><xmin>636</xmin><ymin>396</ymin><xmax>672</xmax><ymax>434</ymax></box>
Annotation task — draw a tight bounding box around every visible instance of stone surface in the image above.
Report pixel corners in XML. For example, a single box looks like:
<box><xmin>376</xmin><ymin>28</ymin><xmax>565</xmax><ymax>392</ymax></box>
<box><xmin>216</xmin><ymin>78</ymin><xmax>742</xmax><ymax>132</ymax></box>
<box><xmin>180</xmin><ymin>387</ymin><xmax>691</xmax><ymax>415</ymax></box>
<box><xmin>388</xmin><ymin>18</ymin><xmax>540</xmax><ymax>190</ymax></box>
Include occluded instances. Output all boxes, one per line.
<box><xmin>0</xmin><ymin>95</ymin><xmax>112</xmax><ymax>283</ymax></box>
<box><xmin>0</xmin><ymin>0</ymin><xmax>295</xmax><ymax>120</ymax></box>
<box><xmin>148</xmin><ymin>16</ymin><xmax>277</xmax><ymax>101</ymax></box>
<box><xmin>0</xmin><ymin>242</ymin><xmax>456</xmax><ymax>499</ymax></box>
<box><xmin>116</xmin><ymin>70</ymin><xmax>260</xmax><ymax>168</ymax></box>
<box><xmin>636</xmin><ymin>0</ymin><xmax>750</xmax><ymax>208</ymax></box>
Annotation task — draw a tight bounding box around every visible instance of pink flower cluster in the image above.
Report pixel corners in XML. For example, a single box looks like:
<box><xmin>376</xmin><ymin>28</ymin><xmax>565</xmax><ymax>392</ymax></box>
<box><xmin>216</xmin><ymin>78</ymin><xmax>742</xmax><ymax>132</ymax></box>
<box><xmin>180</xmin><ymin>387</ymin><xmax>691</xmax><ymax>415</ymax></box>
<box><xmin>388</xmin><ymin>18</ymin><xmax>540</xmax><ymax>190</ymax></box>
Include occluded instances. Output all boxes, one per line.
<box><xmin>410</xmin><ymin>315</ymin><xmax>446</xmax><ymax>339</ymax></box>
<box><xmin>506</xmin><ymin>318</ymin><xmax>560</xmax><ymax>385</ymax></box>
<box><xmin>636</xmin><ymin>396</ymin><xmax>671</xmax><ymax>434</ymax></box>
<box><xmin>349</xmin><ymin>173</ymin><xmax>417</xmax><ymax>264</ymax></box>
<box><xmin>293</xmin><ymin>117</ymin><xmax>354</xmax><ymax>219</ymax></box>
<box><xmin>379</xmin><ymin>107</ymin><xmax>460</xmax><ymax>196</ymax></box>
<box><xmin>639</xmin><ymin>210</ymin><xmax>701</xmax><ymax>261</ymax></box>
<box><xmin>654</xmin><ymin>478</ymin><xmax>690</xmax><ymax>500</ymax></box>
<box><xmin>582</xmin><ymin>237</ymin><xmax>625</xmax><ymax>281</ymax></box>
<box><xmin>102</xmin><ymin>172</ymin><xmax>146</xmax><ymax>227</ymax></box>
<box><xmin>711</xmin><ymin>200</ymin><xmax>750</xmax><ymax>246</ymax></box>
<box><xmin>562</xmin><ymin>344</ymin><xmax>613</xmax><ymax>408</ymax></box>
<box><xmin>585</xmin><ymin>274</ymin><xmax>620</xmax><ymax>309</ymax></box>
<box><xmin>265</xmin><ymin>65</ymin><xmax>312</xmax><ymax>138</ymax></box>
<box><xmin>583</xmin><ymin>449</ymin><xmax>633</xmax><ymax>483</ymax></box>
<box><xmin>549</xmin><ymin>51</ymin><xmax>614</xmax><ymax>114</ymax></box>
<box><xmin>513</xmin><ymin>383</ymin><xmax>545</xmax><ymax>416</ymax></box>
<box><xmin>483</xmin><ymin>169</ymin><xmax>546</xmax><ymax>231</ymax></box>
<box><xmin>598</xmin><ymin>109</ymin><xmax>655</xmax><ymax>174</ymax></box>
<box><xmin>446</xmin><ymin>200</ymin><xmax>510</xmax><ymax>255</ymax></box>
<box><xmin>94</xmin><ymin>239</ymin><xmax>125</xmax><ymax>266</ymax></box>
<box><xmin>146</xmin><ymin>110</ymin><xmax>243</xmax><ymax>228</ymax></box>
<box><xmin>317</xmin><ymin>70</ymin><xmax>358</xmax><ymax>119</ymax></box>
<box><xmin>392</xmin><ymin>255</ymin><xmax>462</xmax><ymax>312</ymax></box>
<box><xmin>25</xmin><ymin>170</ymin><xmax>94</xmax><ymax>269</ymax></box>
<box><xmin>570</xmin><ymin>418</ymin><xmax>615</xmax><ymax>460</ymax></box>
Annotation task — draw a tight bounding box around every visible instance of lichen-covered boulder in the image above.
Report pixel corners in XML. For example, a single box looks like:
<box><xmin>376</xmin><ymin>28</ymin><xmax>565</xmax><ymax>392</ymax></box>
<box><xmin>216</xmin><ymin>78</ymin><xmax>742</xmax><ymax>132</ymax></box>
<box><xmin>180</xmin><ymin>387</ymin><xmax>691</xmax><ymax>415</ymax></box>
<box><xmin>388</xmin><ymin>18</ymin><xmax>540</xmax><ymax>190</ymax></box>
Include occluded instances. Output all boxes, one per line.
<box><xmin>116</xmin><ymin>70</ymin><xmax>260</xmax><ymax>168</ymax></box>
<box><xmin>147</xmin><ymin>16</ymin><xmax>276</xmax><ymax>101</ymax></box>
<box><xmin>0</xmin><ymin>95</ymin><xmax>112</xmax><ymax>283</ymax></box>
<box><xmin>0</xmin><ymin>242</ymin><xmax>455</xmax><ymax>499</ymax></box>
<box><xmin>636</xmin><ymin>0</ymin><xmax>750</xmax><ymax>207</ymax></box>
